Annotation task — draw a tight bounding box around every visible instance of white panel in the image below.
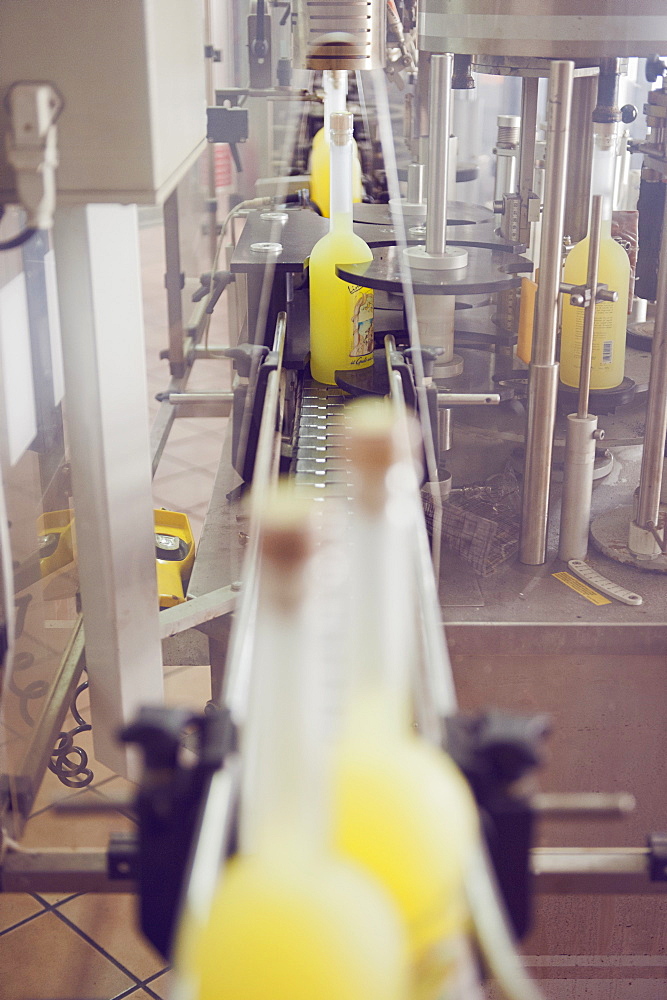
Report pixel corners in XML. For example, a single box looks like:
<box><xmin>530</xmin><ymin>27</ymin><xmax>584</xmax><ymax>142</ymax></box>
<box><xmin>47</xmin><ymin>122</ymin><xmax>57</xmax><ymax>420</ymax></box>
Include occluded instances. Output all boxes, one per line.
<box><xmin>43</xmin><ymin>250</ymin><xmax>65</xmax><ymax>405</ymax></box>
<box><xmin>0</xmin><ymin>273</ymin><xmax>37</xmax><ymax>464</ymax></box>
<box><xmin>0</xmin><ymin>0</ymin><xmax>206</xmax><ymax>204</ymax></box>
<box><xmin>54</xmin><ymin>203</ymin><xmax>163</xmax><ymax>778</ymax></box>
<box><xmin>144</xmin><ymin>0</ymin><xmax>208</xmax><ymax>197</ymax></box>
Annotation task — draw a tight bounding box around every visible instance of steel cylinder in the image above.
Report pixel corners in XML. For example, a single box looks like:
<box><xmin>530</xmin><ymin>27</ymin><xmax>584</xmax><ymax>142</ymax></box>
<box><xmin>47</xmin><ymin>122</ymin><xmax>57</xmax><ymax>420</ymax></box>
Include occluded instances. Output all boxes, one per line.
<box><xmin>558</xmin><ymin>413</ymin><xmax>599</xmax><ymax>562</ymax></box>
<box><xmin>418</xmin><ymin>0</ymin><xmax>667</xmax><ymax>59</ymax></box>
<box><xmin>292</xmin><ymin>0</ymin><xmax>385</xmax><ymax>70</ymax></box>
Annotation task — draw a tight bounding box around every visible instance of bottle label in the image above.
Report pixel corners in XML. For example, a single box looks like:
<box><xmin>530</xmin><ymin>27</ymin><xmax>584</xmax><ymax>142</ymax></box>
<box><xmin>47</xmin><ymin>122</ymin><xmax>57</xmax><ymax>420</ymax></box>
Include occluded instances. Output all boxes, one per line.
<box><xmin>570</xmin><ymin>301</ymin><xmax>616</xmax><ymax>368</ymax></box>
<box><xmin>349</xmin><ymin>285</ymin><xmax>374</xmax><ymax>364</ymax></box>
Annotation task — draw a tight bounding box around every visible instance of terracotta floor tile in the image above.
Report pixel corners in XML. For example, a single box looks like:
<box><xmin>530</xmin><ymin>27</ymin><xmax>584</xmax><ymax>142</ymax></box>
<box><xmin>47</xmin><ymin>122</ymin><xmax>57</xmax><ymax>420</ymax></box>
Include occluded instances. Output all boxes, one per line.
<box><xmin>0</xmin><ymin>892</ymin><xmax>44</xmax><ymax>933</ymax></box>
<box><xmin>32</xmin><ymin>891</ymin><xmax>82</xmax><ymax>906</ymax></box>
<box><xmin>21</xmin><ymin>790</ymin><xmax>135</xmax><ymax>849</ymax></box>
<box><xmin>0</xmin><ymin>910</ymin><xmax>135</xmax><ymax>999</ymax></box>
<box><xmin>163</xmin><ymin>433</ymin><xmax>225</xmax><ymax>466</ymax></box>
<box><xmin>144</xmin><ymin>968</ymin><xmax>175</xmax><ymax>999</ymax></box>
<box><xmin>59</xmin><ymin>895</ymin><xmax>168</xmax><ymax>982</ymax></box>
<box><xmin>152</xmin><ymin>468</ymin><xmax>218</xmax><ymax>515</ymax></box>
<box><xmin>163</xmin><ymin>664</ymin><xmax>211</xmax><ymax>712</ymax></box>
<box><xmin>152</xmin><ymin>452</ymin><xmax>194</xmax><ymax>480</ymax></box>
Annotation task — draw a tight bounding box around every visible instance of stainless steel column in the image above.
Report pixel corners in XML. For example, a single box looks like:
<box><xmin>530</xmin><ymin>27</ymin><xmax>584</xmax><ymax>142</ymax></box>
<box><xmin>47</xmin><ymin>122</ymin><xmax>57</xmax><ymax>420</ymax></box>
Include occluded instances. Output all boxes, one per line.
<box><xmin>564</xmin><ymin>74</ymin><xmax>597</xmax><ymax>244</ymax></box>
<box><xmin>517</xmin><ymin>77</ymin><xmax>539</xmax><ymax>247</ymax></box>
<box><xmin>633</xmin><ymin>190</ymin><xmax>667</xmax><ymax>539</ymax></box>
<box><xmin>520</xmin><ymin>60</ymin><xmax>574</xmax><ymax>565</ymax></box>
<box><xmin>558</xmin><ymin>196</ymin><xmax>604</xmax><ymax>562</ymax></box>
<box><xmin>425</xmin><ymin>53</ymin><xmax>453</xmax><ymax>257</ymax></box>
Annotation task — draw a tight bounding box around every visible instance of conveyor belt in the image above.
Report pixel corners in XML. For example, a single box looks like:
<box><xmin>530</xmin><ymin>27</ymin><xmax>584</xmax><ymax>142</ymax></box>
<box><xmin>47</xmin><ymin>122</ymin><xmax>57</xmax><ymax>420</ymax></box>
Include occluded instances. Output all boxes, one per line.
<box><xmin>291</xmin><ymin>380</ymin><xmax>352</xmax><ymax>496</ymax></box>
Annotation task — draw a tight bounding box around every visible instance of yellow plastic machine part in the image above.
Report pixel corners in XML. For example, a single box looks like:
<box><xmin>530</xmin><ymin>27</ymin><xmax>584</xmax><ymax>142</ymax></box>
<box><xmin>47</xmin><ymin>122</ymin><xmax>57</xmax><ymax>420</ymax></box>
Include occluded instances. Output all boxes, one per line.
<box><xmin>154</xmin><ymin>508</ymin><xmax>195</xmax><ymax>608</ymax></box>
<box><xmin>35</xmin><ymin>507</ymin><xmax>194</xmax><ymax>608</ymax></box>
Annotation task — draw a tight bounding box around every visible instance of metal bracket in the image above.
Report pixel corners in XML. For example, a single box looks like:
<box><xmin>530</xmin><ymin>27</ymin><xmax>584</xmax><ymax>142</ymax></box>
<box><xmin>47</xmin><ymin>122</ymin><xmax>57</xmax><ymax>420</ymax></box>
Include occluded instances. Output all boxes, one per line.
<box><xmin>559</xmin><ymin>280</ymin><xmax>618</xmax><ymax>307</ymax></box>
<box><xmin>206</xmin><ymin>107</ymin><xmax>249</xmax><ymax>145</ymax></box>
<box><xmin>645</xmin><ymin>515</ymin><xmax>667</xmax><ymax>554</ymax></box>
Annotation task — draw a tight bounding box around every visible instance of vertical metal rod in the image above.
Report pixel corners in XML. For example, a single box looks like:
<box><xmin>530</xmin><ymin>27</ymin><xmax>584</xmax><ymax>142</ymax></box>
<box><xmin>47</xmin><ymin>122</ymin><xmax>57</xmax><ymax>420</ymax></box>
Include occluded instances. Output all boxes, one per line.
<box><xmin>577</xmin><ymin>195</ymin><xmax>603</xmax><ymax>418</ymax></box>
<box><xmin>520</xmin><ymin>61</ymin><xmax>574</xmax><ymax>566</ymax></box>
<box><xmin>564</xmin><ymin>74</ymin><xmax>597</xmax><ymax>244</ymax></box>
<box><xmin>163</xmin><ymin>189</ymin><xmax>185</xmax><ymax>379</ymax></box>
<box><xmin>204</xmin><ymin>0</ymin><xmax>219</xmax><ymax>266</ymax></box>
<box><xmin>407</xmin><ymin>162</ymin><xmax>425</xmax><ymax>204</ymax></box>
<box><xmin>559</xmin><ymin>197</ymin><xmax>604</xmax><ymax>563</ymax></box>
<box><xmin>425</xmin><ymin>53</ymin><xmax>453</xmax><ymax>258</ymax></box>
<box><xmin>635</xmin><ymin>191</ymin><xmax>667</xmax><ymax>529</ymax></box>
<box><xmin>518</xmin><ymin>77</ymin><xmax>539</xmax><ymax>246</ymax></box>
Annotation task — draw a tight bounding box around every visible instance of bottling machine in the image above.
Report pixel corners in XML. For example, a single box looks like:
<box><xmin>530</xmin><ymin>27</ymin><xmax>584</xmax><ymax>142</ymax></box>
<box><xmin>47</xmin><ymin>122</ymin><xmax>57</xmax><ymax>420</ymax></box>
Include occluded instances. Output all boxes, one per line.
<box><xmin>1</xmin><ymin>1</ymin><xmax>667</xmax><ymax>996</ymax></box>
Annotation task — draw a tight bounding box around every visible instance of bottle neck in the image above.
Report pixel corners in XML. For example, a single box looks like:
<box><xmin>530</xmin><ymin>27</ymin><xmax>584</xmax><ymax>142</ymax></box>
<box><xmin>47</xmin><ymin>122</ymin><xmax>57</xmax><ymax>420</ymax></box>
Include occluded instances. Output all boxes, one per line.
<box><xmin>345</xmin><ymin>466</ymin><xmax>414</xmax><ymax>740</ymax></box>
<box><xmin>590</xmin><ymin>126</ymin><xmax>617</xmax><ymax>237</ymax></box>
<box><xmin>240</xmin><ymin>563</ymin><xmax>327</xmax><ymax>856</ymax></box>
<box><xmin>323</xmin><ymin>70</ymin><xmax>348</xmax><ymax>139</ymax></box>
<box><xmin>329</xmin><ymin>137</ymin><xmax>354</xmax><ymax>231</ymax></box>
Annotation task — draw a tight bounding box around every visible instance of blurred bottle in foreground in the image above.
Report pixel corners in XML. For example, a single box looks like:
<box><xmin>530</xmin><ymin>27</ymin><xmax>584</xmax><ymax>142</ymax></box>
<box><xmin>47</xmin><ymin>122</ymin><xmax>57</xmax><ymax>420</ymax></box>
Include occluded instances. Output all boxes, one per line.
<box><xmin>333</xmin><ymin>399</ymin><xmax>482</xmax><ymax>1000</ymax></box>
<box><xmin>187</xmin><ymin>487</ymin><xmax>409</xmax><ymax>1000</ymax></box>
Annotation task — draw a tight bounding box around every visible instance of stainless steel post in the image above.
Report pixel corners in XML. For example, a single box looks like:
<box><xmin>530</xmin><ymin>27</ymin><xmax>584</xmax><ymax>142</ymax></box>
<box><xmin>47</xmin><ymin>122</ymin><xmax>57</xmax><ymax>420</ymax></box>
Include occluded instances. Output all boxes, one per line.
<box><xmin>631</xmin><ymin>188</ymin><xmax>667</xmax><ymax>552</ymax></box>
<box><xmin>406</xmin><ymin>52</ymin><xmax>466</xmax><ymax>270</ymax></box>
<box><xmin>564</xmin><ymin>74</ymin><xmax>597</xmax><ymax>244</ymax></box>
<box><xmin>558</xmin><ymin>196</ymin><xmax>604</xmax><ymax>562</ymax></box>
<box><xmin>520</xmin><ymin>60</ymin><xmax>574</xmax><ymax>565</ymax></box>
<box><xmin>425</xmin><ymin>53</ymin><xmax>452</xmax><ymax>257</ymax></box>
<box><xmin>204</xmin><ymin>0</ymin><xmax>219</xmax><ymax>265</ymax></box>
<box><xmin>517</xmin><ymin>77</ymin><xmax>539</xmax><ymax>247</ymax></box>
<box><xmin>407</xmin><ymin>162</ymin><xmax>425</xmax><ymax>204</ymax></box>
<box><xmin>577</xmin><ymin>196</ymin><xmax>604</xmax><ymax>420</ymax></box>
<box><xmin>494</xmin><ymin>115</ymin><xmax>520</xmax><ymax>206</ymax></box>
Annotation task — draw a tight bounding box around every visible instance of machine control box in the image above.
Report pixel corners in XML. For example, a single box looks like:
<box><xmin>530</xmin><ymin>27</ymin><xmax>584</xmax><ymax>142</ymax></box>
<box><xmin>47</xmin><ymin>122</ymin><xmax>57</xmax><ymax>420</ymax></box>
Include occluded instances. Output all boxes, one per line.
<box><xmin>0</xmin><ymin>0</ymin><xmax>207</xmax><ymax>206</ymax></box>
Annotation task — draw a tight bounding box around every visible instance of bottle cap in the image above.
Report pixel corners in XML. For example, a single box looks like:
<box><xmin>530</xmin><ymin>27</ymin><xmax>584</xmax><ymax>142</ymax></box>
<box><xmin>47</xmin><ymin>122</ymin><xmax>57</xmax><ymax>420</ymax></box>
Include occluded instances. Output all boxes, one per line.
<box><xmin>347</xmin><ymin>398</ymin><xmax>398</xmax><ymax>514</ymax></box>
<box><xmin>330</xmin><ymin>110</ymin><xmax>353</xmax><ymax>146</ymax></box>
<box><xmin>259</xmin><ymin>485</ymin><xmax>314</xmax><ymax>610</ymax></box>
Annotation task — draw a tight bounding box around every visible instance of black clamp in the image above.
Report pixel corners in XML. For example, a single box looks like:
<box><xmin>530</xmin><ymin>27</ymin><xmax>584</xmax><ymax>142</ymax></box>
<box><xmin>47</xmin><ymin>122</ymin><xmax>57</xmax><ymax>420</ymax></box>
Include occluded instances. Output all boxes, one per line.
<box><xmin>118</xmin><ymin>706</ymin><xmax>237</xmax><ymax>959</ymax></box>
<box><xmin>192</xmin><ymin>270</ymin><xmax>235</xmax><ymax>314</ymax></box>
<box><xmin>222</xmin><ymin>342</ymin><xmax>270</xmax><ymax>378</ymax></box>
<box><xmin>206</xmin><ymin>106</ymin><xmax>249</xmax><ymax>173</ymax></box>
<box><xmin>446</xmin><ymin>710</ymin><xmax>551</xmax><ymax>939</ymax></box>
<box><xmin>404</xmin><ymin>345</ymin><xmax>444</xmax><ymax>380</ymax></box>
<box><xmin>646</xmin><ymin>55</ymin><xmax>667</xmax><ymax>83</ymax></box>
<box><xmin>648</xmin><ymin>833</ymin><xmax>667</xmax><ymax>882</ymax></box>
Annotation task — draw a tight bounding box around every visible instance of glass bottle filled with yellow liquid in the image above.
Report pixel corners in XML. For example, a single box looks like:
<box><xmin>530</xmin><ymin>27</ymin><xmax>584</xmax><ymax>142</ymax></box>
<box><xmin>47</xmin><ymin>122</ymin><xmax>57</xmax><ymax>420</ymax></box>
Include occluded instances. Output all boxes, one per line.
<box><xmin>332</xmin><ymin>400</ymin><xmax>481</xmax><ymax>1000</ymax></box>
<box><xmin>560</xmin><ymin>122</ymin><xmax>630</xmax><ymax>390</ymax></box>
<box><xmin>309</xmin><ymin>70</ymin><xmax>363</xmax><ymax>218</ymax></box>
<box><xmin>182</xmin><ymin>490</ymin><xmax>409</xmax><ymax>1000</ymax></box>
<box><xmin>309</xmin><ymin>111</ymin><xmax>374</xmax><ymax>385</ymax></box>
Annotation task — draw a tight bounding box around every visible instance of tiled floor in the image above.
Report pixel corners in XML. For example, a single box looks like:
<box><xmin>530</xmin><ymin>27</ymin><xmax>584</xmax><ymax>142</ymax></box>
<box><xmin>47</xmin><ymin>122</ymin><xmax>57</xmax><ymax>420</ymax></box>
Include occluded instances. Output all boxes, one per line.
<box><xmin>0</xmin><ymin>212</ymin><xmax>230</xmax><ymax>998</ymax></box>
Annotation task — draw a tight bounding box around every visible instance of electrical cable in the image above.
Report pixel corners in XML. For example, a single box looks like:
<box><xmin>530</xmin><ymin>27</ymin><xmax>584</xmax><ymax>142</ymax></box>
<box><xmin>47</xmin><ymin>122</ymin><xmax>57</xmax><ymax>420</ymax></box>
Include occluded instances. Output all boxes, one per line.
<box><xmin>0</xmin><ymin>226</ymin><xmax>37</xmax><ymax>252</ymax></box>
<box><xmin>201</xmin><ymin>197</ymin><xmax>273</xmax><ymax>357</ymax></box>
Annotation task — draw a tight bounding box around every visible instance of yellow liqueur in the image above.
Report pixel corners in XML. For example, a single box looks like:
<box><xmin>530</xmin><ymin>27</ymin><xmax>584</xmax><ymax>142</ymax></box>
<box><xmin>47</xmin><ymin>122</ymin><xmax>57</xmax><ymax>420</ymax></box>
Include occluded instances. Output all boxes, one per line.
<box><xmin>185</xmin><ymin>491</ymin><xmax>409</xmax><ymax>1000</ymax></box>
<box><xmin>333</xmin><ymin>401</ymin><xmax>480</xmax><ymax>1000</ymax></box>
<box><xmin>560</xmin><ymin>122</ymin><xmax>630</xmax><ymax>390</ymax></box>
<box><xmin>309</xmin><ymin>70</ymin><xmax>363</xmax><ymax>218</ymax></box>
<box><xmin>309</xmin><ymin>111</ymin><xmax>374</xmax><ymax>385</ymax></box>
